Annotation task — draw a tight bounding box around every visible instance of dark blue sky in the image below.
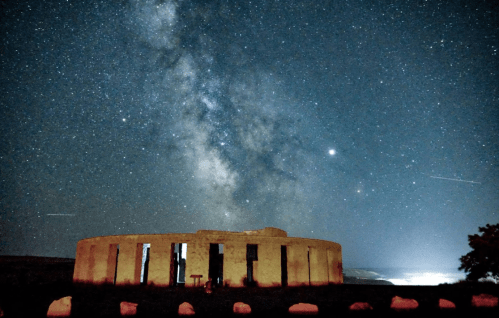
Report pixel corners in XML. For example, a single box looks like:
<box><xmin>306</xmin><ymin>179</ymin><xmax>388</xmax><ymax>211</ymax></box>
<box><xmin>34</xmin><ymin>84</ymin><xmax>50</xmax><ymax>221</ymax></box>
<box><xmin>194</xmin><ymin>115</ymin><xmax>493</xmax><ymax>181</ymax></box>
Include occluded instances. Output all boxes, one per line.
<box><xmin>1</xmin><ymin>0</ymin><xmax>498</xmax><ymax>269</ymax></box>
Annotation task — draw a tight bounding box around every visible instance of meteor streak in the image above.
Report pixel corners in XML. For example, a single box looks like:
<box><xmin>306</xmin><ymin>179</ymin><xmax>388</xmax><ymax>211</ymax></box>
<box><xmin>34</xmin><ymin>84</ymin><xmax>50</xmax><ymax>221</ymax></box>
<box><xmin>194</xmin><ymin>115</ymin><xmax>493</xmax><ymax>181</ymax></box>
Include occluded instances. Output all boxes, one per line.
<box><xmin>429</xmin><ymin>176</ymin><xmax>481</xmax><ymax>184</ymax></box>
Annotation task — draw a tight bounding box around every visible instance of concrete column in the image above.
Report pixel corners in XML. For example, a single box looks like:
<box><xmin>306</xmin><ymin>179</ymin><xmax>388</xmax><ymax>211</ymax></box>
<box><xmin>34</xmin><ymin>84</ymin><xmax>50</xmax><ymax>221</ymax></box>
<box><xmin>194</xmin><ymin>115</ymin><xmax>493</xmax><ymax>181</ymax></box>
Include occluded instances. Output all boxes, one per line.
<box><xmin>336</xmin><ymin>247</ymin><xmax>343</xmax><ymax>284</ymax></box>
<box><xmin>309</xmin><ymin>246</ymin><xmax>328</xmax><ymax>286</ymax></box>
<box><xmin>92</xmin><ymin>243</ymin><xmax>114</xmax><ymax>284</ymax></box>
<box><xmin>134</xmin><ymin>243</ymin><xmax>144</xmax><ymax>284</ymax></box>
<box><xmin>147</xmin><ymin>241</ymin><xmax>172</xmax><ymax>286</ymax></box>
<box><xmin>87</xmin><ymin>245</ymin><xmax>96</xmax><ymax>282</ymax></box>
<box><xmin>223</xmin><ymin>241</ymin><xmax>246</xmax><ymax>287</ymax></box>
<box><xmin>287</xmin><ymin>244</ymin><xmax>309</xmax><ymax>287</ymax></box>
<box><xmin>327</xmin><ymin>245</ymin><xmax>343</xmax><ymax>284</ymax></box>
<box><xmin>116</xmin><ymin>242</ymin><xmax>143</xmax><ymax>285</ymax></box>
<box><xmin>185</xmin><ymin>239</ymin><xmax>209</xmax><ymax>287</ymax></box>
<box><xmin>73</xmin><ymin>241</ymin><xmax>91</xmax><ymax>283</ymax></box>
<box><xmin>106</xmin><ymin>244</ymin><xmax>119</xmax><ymax>284</ymax></box>
<box><xmin>255</xmin><ymin>242</ymin><xmax>281</xmax><ymax>287</ymax></box>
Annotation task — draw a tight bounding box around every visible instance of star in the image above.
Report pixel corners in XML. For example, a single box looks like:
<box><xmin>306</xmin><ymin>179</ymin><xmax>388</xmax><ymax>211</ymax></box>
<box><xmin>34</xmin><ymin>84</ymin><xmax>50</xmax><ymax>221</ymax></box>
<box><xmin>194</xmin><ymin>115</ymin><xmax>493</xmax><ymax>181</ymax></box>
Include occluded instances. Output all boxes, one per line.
<box><xmin>328</xmin><ymin>149</ymin><xmax>336</xmax><ymax>156</ymax></box>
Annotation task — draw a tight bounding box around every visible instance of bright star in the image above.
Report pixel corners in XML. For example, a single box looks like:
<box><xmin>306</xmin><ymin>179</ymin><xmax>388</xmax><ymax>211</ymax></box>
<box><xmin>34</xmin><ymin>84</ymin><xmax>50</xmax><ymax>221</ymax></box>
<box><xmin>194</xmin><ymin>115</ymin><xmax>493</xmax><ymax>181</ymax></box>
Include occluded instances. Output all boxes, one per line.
<box><xmin>328</xmin><ymin>149</ymin><xmax>336</xmax><ymax>155</ymax></box>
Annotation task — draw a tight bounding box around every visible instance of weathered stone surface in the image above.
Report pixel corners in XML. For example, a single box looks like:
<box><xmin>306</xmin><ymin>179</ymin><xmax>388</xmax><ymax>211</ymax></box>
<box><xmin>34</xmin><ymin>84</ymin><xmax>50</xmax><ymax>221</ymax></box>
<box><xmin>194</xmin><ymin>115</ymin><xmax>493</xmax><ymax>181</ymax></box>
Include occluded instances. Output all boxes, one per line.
<box><xmin>120</xmin><ymin>301</ymin><xmax>138</xmax><ymax>316</ymax></box>
<box><xmin>233</xmin><ymin>302</ymin><xmax>251</xmax><ymax>315</ymax></box>
<box><xmin>288</xmin><ymin>303</ymin><xmax>319</xmax><ymax>315</ymax></box>
<box><xmin>349</xmin><ymin>302</ymin><xmax>373</xmax><ymax>310</ymax></box>
<box><xmin>472</xmin><ymin>294</ymin><xmax>498</xmax><ymax>308</ymax></box>
<box><xmin>73</xmin><ymin>228</ymin><xmax>342</xmax><ymax>288</ymax></box>
<box><xmin>178</xmin><ymin>302</ymin><xmax>195</xmax><ymax>316</ymax></box>
<box><xmin>439</xmin><ymin>299</ymin><xmax>456</xmax><ymax>309</ymax></box>
<box><xmin>390</xmin><ymin>296</ymin><xmax>419</xmax><ymax>311</ymax></box>
<box><xmin>47</xmin><ymin>296</ymin><xmax>71</xmax><ymax>317</ymax></box>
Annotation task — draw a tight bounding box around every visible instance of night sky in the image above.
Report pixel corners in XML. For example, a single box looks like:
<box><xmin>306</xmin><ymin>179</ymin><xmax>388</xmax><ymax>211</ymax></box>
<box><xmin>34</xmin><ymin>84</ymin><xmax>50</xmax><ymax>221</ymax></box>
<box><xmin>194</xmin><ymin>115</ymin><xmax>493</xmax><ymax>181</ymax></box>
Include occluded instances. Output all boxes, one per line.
<box><xmin>1</xmin><ymin>0</ymin><xmax>498</xmax><ymax>270</ymax></box>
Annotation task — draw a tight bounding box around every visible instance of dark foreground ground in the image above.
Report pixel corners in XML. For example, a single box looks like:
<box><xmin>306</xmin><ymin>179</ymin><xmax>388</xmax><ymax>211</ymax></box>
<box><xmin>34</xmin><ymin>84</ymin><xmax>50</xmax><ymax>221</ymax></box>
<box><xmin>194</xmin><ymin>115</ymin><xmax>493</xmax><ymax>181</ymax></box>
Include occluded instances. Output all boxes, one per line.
<box><xmin>0</xmin><ymin>256</ymin><xmax>498</xmax><ymax>317</ymax></box>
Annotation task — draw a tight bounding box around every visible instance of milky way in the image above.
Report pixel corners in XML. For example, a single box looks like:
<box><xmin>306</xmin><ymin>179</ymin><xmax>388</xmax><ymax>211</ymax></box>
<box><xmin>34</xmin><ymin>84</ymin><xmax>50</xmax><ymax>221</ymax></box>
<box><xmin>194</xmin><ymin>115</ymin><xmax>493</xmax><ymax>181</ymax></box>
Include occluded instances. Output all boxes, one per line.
<box><xmin>123</xmin><ymin>0</ymin><xmax>329</xmax><ymax>235</ymax></box>
<box><xmin>1</xmin><ymin>0</ymin><xmax>498</xmax><ymax>269</ymax></box>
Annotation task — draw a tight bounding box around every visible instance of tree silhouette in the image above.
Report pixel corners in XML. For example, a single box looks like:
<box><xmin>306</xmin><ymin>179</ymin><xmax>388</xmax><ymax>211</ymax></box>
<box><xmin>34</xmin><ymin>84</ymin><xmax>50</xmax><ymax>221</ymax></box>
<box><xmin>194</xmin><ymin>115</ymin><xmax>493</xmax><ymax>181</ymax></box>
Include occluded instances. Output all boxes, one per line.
<box><xmin>459</xmin><ymin>223</ymin><xmax>499</xmax><ymax>282</ymax></box>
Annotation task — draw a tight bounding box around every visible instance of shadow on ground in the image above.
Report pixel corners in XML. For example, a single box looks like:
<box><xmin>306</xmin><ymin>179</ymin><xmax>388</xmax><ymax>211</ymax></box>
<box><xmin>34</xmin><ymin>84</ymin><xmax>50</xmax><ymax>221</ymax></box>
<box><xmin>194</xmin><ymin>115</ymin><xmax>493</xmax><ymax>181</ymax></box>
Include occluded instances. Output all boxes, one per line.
<box><xmin>0</xmin><ymin>256</ymin><xmax>498</xmax><ymax>317</ymax></box>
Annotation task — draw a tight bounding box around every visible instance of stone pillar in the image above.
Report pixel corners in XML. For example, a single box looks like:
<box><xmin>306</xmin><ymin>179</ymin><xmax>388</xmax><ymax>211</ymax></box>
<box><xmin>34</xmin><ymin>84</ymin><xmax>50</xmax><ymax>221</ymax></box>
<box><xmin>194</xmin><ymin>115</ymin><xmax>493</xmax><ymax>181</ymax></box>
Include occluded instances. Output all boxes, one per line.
<box><xmin>116</xmin><ymin>242</ymin><xmax>143</xmax><ymax>285</ymax></box>
<box><xmin>185</xmin><ymin>239</ymin><xmax>209</xmax><ymax>287</ymax></box>
<box><xmin>73</xmin><ymin>241</ymin><xmax>91</xmax><ymax>283</ymax></box>
<box><xmin>224</xmin><ymin>241</ymin><xmax>247</xmax><ymax>287</ymax></box>
<box><xmin>309</xmin><ymin>246</ymin><xmax>328</xmax><ymax>286</ymax></box>
<box><xmin>87</xmin><ymin>245</ymin><xmax>96</xmax><ymax>283</ymax></box>
<box><xmin>147</xmin><ymin>241</ymin><xmax>172</xmax><ymax>286</ymax></box>
<box><xmin>92</xmin><ymin>243</ymin><xmax>115</xmax><ymax>284</ymax></box>
<box><xmin>287</xmin><ymin>244</ymin><xmax>309</xmax><ymax>287</ymax></box>
<box><xmin>255</xmin><ymin>242</ymin><xmax>281</xmax><ymax>287</ymax></box>
<box><xmin>327</xmin><ymin>245</ymin><xmax>343</xmax><ymax>284</ymax></box>
<box><xmin>336</xmin><ymin>246</ymin><xmax>343</xmax><ymax>284</ymax></box>
<box><xmin>134</xmin><ymin>243</ymin><xmax>144</xmax><ymax>284</ymax></box>
<box><xmin>105</xmin><ymin>244</ymin><xmax>119</xmax><ymax>284</ymax></box>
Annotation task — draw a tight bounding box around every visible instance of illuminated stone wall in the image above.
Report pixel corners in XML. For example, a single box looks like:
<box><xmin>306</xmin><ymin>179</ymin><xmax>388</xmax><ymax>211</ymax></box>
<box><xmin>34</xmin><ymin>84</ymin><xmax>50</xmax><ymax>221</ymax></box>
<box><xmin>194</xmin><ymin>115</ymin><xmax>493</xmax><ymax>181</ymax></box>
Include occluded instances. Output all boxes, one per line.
<box><xmin>73</xmin><ymin>227</ymin><xmax>343</xmax><ymax>287</ymax></box>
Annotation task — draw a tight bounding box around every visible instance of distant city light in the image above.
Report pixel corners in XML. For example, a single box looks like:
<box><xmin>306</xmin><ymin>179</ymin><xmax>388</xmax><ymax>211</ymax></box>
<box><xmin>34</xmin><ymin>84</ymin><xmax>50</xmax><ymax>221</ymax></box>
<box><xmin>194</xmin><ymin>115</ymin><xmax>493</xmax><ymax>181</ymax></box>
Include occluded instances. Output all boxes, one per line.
<box><xmin>387</xmin><ymin>271</ymin><xmax>463</xmax><ymax>285</ymax></box>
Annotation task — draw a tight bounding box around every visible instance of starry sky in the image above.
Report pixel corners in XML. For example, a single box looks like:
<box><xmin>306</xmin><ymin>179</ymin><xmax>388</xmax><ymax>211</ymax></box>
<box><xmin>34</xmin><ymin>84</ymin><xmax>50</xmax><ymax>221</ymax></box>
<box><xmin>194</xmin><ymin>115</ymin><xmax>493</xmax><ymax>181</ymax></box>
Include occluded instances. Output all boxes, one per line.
<box><xmin>1</xmin><ymin>0</ymin><xmax>498</xmax><ymax>270</ymax></box>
